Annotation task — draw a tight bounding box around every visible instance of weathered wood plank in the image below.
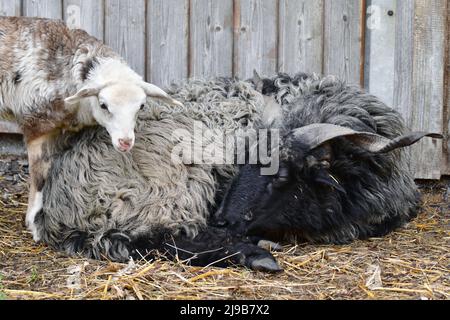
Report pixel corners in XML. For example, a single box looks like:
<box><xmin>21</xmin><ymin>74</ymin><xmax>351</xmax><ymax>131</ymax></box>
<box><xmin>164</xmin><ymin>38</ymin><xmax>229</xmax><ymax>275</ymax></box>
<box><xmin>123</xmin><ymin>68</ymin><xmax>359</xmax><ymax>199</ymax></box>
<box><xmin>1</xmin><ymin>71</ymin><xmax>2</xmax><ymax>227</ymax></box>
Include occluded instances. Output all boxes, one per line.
<box><xmin>393</xmin><ymin>0</ymin><xmax>414</xmax><ymax>125</ymax></box>
<box><xmin>0</xmin><ymin>121</ymin><xmax>21</xmax><ymax>134</ymax></box>
<box><xmin>442</xmin><ymin>1</ymin><xmax>450</xmax><ymax>176</ymax></box>
<box><xmin>0</xmin><ymin>0</ymin><xmax>21</xmax><ymax>16</ymax></box>
<box><xmin>190</xmin><ymin>0</ymin><xmax>233</xmax><ymax>78</ymax></box>
<box><xmin>394</xmin><ymin>0</ymin><xmax>446</xmax><ymax>179</ymax></box>
<box><xmin>278</xmin><ymin>0</ymin><xmax>323</xmax><ymax>74</ymax></box>
<box><xmin>324</xmin><ymin>0</ymin><xmax>363</xmax><ymax>85</ymax></box>
<box><xmin>63</xmin><ymin>0</ymin><xmax>104</xmax><ymax>40</ymax></box>
<box><xmin>364</xmin><ymin>0</ymin><xmax>396</xmax><ymax>107</ymax></box>
<box><xmin>147</xmin><ymin>0</ymin><xmax>189</xmax><ymax>88</ymax></box>
<box><xmin>105</xmin><ymin>0</ymin><xmax>146</xmax><ymax>77</ymax></box>
<box><xmin>23</xmin><ymin>0</ymin><xmax>63</xmax><ymax>19</ymax></box>
<box><xmin>411</xmin><ymin>0</ymin><xmax>446</xmax><ymax>179</ymax></box>
<box><xmin>234</xmin><ymin>0</ymin><xmax>278</xmax><ymax>79</ymax></box>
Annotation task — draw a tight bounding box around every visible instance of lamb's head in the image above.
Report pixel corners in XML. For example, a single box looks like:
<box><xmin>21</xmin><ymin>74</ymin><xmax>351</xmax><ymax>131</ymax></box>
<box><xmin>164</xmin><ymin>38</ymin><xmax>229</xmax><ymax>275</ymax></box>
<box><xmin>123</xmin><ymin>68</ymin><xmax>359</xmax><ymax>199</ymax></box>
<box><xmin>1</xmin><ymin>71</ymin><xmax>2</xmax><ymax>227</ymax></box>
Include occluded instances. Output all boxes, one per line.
<box><xmin>215</xmin><ymin>123</ymin><xmax>442</xmax><ymax>239</ymax></box>
<box><xmin>65</xmin><ymin>81</ymin><xmax>182</xmax><ymax>152</ymax></box>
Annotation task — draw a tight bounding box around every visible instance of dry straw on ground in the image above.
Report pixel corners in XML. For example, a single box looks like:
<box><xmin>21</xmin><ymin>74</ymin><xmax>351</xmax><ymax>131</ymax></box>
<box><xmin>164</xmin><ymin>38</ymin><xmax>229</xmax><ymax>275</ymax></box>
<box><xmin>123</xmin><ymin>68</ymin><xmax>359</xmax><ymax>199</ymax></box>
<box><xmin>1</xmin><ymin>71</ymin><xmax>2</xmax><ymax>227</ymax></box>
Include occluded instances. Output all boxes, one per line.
<box><xmin>0</xmin><ymin>159</ymin><xmax>448</xmax><ymax>300</ymax></box>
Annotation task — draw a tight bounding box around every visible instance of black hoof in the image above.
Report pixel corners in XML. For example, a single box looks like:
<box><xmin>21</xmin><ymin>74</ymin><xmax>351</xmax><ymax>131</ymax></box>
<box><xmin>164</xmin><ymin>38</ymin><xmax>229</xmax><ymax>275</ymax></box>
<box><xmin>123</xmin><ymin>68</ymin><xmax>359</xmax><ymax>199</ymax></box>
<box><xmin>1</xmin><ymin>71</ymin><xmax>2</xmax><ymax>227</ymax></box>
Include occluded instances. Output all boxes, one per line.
<box><xmin>231</xmin><ymin>243</ymin><xmax>283</xmax><ymax>273</ymax></box>
<box><xmin>62</xmin><ymin>230</ymin><xmax>88</xmax><ymax>254</ymax></box>
<box><xmin>251</xmin><ymin>257</ymin><xmax>283</xmax><ymax>272</ymax></box>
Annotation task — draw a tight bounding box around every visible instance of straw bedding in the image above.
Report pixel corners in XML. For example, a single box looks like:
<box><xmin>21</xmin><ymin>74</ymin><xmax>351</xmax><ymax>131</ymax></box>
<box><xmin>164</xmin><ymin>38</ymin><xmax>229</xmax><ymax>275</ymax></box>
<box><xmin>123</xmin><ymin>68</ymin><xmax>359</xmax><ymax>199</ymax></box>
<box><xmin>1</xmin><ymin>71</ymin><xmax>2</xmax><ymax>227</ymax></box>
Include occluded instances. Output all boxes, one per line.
<box><xmin>0</xmin><ymin>158</ymin><xmax>448</xmax><ymax>300</ymax></box>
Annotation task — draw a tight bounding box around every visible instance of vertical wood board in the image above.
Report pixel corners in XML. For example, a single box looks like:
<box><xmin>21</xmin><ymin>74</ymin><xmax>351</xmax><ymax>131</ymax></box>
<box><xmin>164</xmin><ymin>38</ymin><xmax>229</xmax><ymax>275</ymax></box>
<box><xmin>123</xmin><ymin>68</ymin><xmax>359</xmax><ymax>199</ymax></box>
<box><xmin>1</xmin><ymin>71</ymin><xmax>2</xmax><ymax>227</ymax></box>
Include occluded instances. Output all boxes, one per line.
<box><xmin>278</xmin><ymin>0</ymin><xmax>324</xmax><ymax>74</ymax></box>
<box><xmin>0</xmin><ymin>0</ymin><xmax>21</xmax><ymax>16</ymax></box>
<box><xmin>147</xmin><ymin>0</ymin><xmax>189</xmax><ymax>88</ymax></box>
<box><xmin>364</xmin><ymin>0</ymin><xmax>396</xmax><ymax>107</ymax></box>
<box><xmin>23</xmin><ymin>0</ymin><xmax>63</xmax><ymax>19</ymax></box>
<box><xmin>105</xmin><ymin>0</ymin><xmax>146</xmax><ymax>77</ymax></box>
<box><xmin>190</xmin><ymin>0</ymin><xmax>233</xmax><ymax>78</ymax></box>
<box><xmin>324</xmin><ymin>0</ymin><xmax>363</xmax><ymax>85</ymax></box>
<box><xmin>63</xmin><ymin>0</ymin><xmax>104</xmax><ymax>41</ymax></box>
<box><xmin>233</xmin><ymin>0</ymin><xmax>278</xmax><ymax>79</ymax></box>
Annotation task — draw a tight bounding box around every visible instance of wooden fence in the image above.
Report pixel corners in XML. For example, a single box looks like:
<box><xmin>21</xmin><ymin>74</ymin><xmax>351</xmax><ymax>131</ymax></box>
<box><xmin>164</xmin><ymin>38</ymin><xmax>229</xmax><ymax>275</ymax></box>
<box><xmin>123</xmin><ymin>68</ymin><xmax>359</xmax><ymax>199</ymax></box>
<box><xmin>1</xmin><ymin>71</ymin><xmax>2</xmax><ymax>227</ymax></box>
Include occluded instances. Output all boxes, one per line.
<box><xmin>0</xmin><ymin>0</ymin><xmax>449</xmax><ymax>179</ymax></box>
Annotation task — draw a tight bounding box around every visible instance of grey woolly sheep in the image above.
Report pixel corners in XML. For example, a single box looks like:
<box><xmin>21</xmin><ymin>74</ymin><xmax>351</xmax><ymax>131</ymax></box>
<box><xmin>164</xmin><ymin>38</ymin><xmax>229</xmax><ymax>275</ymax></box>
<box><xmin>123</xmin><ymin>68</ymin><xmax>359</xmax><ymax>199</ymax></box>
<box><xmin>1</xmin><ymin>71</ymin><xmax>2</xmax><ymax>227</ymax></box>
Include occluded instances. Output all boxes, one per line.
<box><xmin>35</xmin><ymin>78</ymin><xmax>281</xmax><ymax>272</ymax></box>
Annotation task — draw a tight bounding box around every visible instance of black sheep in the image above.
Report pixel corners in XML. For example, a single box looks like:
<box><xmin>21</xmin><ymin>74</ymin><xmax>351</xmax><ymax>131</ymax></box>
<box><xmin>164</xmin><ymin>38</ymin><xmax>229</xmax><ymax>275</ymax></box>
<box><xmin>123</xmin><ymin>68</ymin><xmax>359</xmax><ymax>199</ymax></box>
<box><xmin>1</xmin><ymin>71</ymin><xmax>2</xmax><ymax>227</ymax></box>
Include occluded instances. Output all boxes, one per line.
<box><xmin>215</xmin><ymin>72</ymin><xmax>442</xmax><ymax>245</ymax></box>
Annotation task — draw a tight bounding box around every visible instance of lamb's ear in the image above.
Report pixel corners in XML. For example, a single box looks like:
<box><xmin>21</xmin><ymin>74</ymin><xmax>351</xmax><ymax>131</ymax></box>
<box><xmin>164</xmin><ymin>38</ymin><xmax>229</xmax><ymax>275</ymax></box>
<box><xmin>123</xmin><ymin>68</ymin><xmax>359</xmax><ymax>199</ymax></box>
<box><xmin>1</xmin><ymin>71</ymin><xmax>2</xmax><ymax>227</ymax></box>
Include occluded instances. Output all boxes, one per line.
<box><xmin>290</xmin><ymin>123</ymin><xmax>443</xmax><ymax>153</ymax></box>
<box><xmin>141</xmin><ymin>82</ymin><xmax>183</xmax><ymax>107</ymax></box>
<box><xmin>65</xmin><ymin>86</ymin><xmax>103</xmax><ymax>105</ymax></box>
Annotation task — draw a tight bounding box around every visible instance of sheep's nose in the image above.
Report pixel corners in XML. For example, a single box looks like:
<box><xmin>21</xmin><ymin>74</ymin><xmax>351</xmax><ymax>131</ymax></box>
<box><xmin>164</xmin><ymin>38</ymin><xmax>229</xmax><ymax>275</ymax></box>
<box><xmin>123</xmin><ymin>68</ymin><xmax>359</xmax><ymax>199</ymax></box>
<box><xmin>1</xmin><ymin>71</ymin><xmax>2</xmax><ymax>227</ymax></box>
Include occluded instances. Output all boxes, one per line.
<box><xmin>118</xmin><ymin>138</ymin><xmax>133</xmax><ymax>150</ymax></box>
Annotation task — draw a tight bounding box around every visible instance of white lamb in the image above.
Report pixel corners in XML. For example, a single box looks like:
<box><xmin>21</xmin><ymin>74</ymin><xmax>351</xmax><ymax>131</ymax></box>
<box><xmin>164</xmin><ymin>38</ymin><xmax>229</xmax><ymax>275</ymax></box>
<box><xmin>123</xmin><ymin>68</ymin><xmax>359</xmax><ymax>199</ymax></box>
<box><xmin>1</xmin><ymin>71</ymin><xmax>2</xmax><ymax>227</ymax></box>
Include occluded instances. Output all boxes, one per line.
<box><xmin>0</xmin><ymin>17</ymin><xmax>181</xmax><ymax>240</ymax></box>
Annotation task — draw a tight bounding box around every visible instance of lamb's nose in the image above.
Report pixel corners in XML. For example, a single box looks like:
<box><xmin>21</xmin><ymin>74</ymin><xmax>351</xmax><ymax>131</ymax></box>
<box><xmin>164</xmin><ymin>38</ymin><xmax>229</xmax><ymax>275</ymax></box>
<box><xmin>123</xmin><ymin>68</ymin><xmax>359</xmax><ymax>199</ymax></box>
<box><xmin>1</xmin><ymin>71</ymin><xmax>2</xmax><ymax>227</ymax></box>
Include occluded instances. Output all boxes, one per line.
<box><xmin>119</xmin><ymin>138</ymin><xmax>132</xmax><ymax>149</ymax></box>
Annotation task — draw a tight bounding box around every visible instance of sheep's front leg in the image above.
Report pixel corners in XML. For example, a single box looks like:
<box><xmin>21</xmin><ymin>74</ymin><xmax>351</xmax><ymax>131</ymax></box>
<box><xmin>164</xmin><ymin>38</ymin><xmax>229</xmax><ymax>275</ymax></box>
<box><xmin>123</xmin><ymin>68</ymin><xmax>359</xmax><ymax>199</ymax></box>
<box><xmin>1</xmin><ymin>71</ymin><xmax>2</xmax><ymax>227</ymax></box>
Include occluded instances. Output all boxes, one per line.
<box><xmin>131</xmin><ymin>227</ymin><xmax>282</xmax><ymax>272</ymax></box>
<box><xmin>25</xmin><ymin>135</ymin><xmax>53</xmax><ymax>242</ymax></box>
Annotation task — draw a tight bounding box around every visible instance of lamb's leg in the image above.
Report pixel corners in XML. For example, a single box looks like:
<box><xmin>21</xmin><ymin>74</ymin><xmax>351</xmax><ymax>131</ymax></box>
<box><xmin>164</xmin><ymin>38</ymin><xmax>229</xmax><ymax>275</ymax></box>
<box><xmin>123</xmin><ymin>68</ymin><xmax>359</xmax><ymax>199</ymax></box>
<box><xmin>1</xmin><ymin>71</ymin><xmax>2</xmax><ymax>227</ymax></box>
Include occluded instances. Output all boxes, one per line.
<box><xmin>24</xmin><ymin>135</ymin><xmax>53</xmax><ymax>242</ymax></box>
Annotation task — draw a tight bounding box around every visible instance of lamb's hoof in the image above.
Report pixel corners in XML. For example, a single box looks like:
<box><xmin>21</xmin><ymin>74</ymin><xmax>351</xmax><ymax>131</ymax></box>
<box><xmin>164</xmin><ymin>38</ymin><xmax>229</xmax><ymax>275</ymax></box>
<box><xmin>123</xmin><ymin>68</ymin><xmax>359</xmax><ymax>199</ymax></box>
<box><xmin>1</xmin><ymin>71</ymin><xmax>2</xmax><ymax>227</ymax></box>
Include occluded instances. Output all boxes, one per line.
<box><xmin>251</xmin><ymin>257</ymin><xmax>283</xmax><ymax>273</ymax></box>
<box><xmin>30</xmin><ymin>228</ymin><xmax>41</xmax><ymax>242</ymax></box>
<box><xmin>27</xmin><ymin>221</ymin><xmax>41</xmax><ymax>242</ymax></box>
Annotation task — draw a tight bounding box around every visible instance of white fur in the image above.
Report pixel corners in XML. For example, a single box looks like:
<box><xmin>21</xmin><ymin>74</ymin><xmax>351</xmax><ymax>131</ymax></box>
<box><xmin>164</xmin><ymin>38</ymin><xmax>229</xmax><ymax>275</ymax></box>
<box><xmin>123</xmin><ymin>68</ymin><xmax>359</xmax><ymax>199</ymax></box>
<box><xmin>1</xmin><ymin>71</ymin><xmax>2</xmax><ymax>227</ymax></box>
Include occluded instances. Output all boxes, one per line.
<box><xmin>26</xmin><ymin>191</ymin><xmax>43</xmax><ymax>242</ymax></box>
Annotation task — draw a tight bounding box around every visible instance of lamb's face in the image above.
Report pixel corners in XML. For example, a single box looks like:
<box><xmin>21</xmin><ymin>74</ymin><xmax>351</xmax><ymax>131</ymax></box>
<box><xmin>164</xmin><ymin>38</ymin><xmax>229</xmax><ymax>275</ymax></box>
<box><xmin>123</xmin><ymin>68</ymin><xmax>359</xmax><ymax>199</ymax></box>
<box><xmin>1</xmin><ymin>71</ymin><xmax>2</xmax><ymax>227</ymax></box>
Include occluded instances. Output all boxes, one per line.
<box><xmin>93</xmin><ymin>83</ymin><xmax>146</xmax><ymax>152</ymax></box>
<box><xmin>65</xmin><ymin>69</ymin><xmax>182</xmax><ymax>152</ymax></box>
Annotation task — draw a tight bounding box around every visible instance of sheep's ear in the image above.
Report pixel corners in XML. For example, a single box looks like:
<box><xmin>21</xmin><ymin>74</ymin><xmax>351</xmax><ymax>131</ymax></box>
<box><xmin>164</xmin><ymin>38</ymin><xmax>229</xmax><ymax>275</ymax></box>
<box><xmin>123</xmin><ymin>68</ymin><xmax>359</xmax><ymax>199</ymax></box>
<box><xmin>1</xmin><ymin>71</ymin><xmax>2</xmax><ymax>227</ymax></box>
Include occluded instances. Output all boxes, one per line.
<box><xmin>141</xmin><ymin>82</ymin><xmax>183</xmax><ymax>107</ymax></box>
<box><xmin>65</xmin><ymin>86</ymin><xmax>103</xmax><ymax>105</ymax></box>
<box><xmin>261</xmin><ymin>95</ymin><xmax>282</xmax><ymax>127</ymax></box>
<box><xmin>290</xmin><ymin>123</ymin><xmax>443</xmax><ymax>153</ymax></box>
<box><xmin>253</xmin><ymin>69</ymin><xmax>264</xmax><ymax>93</ymax></box>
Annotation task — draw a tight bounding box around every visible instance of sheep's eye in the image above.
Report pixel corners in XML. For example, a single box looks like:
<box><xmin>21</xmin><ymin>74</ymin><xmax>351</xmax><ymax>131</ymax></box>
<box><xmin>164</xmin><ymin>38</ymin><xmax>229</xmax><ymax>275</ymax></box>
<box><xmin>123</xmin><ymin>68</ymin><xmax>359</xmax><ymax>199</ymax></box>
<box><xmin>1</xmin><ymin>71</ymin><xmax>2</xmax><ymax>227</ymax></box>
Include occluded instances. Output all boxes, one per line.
<box><xmin>272</xmin><ymin>165</ymin><xmax>290</xmax><ymax>189</ymax></box>
<box><xmin>266</xmin><ymin>182</ymin><xmax>273</xmax><ymax>194</ymax></box>
<box><xmin>273</xmin><ymin>176</ymin><xmax>289</xmax><ymax>189</ymax></box>
<box><xmin>100</xmin><ymin>103</ymin><xmax>108</xmax><ymax>111</ymax></box>
<box><xmin>140</xmin><ymin>104</ymin><xmax>145</xmax><ymax>111</ymax></box>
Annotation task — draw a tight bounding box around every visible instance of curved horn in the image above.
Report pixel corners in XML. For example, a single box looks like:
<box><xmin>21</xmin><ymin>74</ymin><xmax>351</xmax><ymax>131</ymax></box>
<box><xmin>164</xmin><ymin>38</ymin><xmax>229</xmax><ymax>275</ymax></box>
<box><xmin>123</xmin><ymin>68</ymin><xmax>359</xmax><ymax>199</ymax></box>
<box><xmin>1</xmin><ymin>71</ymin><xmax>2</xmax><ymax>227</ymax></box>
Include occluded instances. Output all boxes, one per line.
<box><xmin>362</xmin><ymin>132</ymin><xmax>443</xmax><ymax>153</ymax></box>
<box><xmin>141</xmin><ymin>82</ymin><xmax>183</xmax><ymax>107</ymax></box>
<box><xmin>290</xmin><ymin>123</ymin><xmax>443</xmax><ymax>153</ymax></box>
